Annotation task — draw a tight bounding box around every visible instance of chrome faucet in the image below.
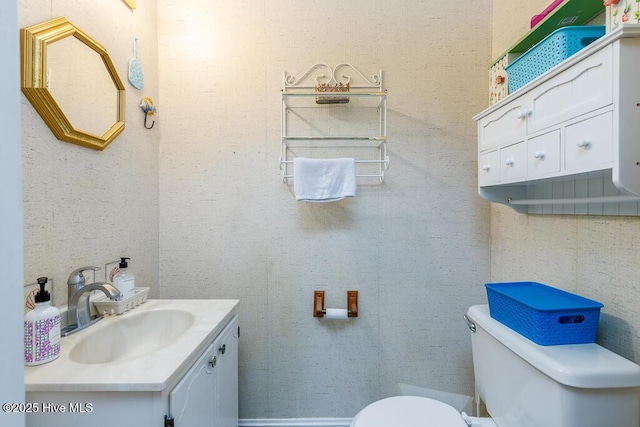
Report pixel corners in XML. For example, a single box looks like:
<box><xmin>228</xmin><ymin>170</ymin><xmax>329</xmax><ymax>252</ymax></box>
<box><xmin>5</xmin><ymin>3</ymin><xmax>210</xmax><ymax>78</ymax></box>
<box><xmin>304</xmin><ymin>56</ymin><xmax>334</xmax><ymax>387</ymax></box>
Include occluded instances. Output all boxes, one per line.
<box><xmin>67</xmin><ymin>266</ymin><xmax>101</xmax><ymax>327</ymax></box>
<box><xmin>63</xmin><ymin>281</ymin><xmax>121</xmax><ymax>336</ymax></box>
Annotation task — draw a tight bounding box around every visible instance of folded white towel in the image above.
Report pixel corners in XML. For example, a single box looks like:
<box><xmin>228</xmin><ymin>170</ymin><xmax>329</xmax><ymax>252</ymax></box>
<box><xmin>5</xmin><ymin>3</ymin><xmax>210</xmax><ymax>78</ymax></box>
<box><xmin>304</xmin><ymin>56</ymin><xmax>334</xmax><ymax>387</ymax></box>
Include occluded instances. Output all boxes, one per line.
<box><xmin>293</xmin><ymin>157</ymin><xmax>357</xmax><ymax>202</ymax></box>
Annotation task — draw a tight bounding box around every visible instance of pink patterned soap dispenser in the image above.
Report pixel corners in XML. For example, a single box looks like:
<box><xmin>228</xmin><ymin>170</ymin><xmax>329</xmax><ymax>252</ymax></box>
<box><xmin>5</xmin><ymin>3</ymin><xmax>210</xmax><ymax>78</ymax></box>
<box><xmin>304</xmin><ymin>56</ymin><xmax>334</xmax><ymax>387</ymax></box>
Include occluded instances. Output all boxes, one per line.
<box><xmin>24</xmin><ymin>277</ymin><xmax>61</xmax><ymax>365</ymax></box>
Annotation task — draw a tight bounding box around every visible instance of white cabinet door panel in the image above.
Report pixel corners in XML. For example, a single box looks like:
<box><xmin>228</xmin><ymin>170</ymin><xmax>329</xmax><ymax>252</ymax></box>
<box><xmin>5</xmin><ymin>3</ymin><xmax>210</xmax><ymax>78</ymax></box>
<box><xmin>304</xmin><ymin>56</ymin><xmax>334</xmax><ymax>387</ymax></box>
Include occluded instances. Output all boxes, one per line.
<box><xmin>169</xmin><ymin>339</ymin><xmax>218</xmax><ymax>427</ymax></box>
<box><xmin>479</xmin><ymin>150</ymin><xmax>501</xmax><ymax>186</ymax></box>
<box><xmin>478</xmin><ymin>100</ymin><xmax>528</xmax><ymax>152</ymax></box>
<box><xmin>216</xmin><ymin>317</ymin><xmax>239</xmax><ymax>427</ymax></box>
<box><xmin>500</xmin><ymin>142</ymin><xmax>527</xmax><ymax>183</ymax></box>
<box><xmin>529</xmin><ymin>44</ymin><xmax>613</xmax><ymax>134</ymax></box>
<box><xmin>527</xmin><ymin>129</ymin><xmax>561</xmax><ymax>179</ymax></box>
<box><xmin>169</xmin><ymin>315</ymin><xmax>239</xmax><ymax>427</ymax></box>
<box><xmin>565</xmin><ymin>112</ymin><xmax>613</xmax><ymax>173</ymax></box>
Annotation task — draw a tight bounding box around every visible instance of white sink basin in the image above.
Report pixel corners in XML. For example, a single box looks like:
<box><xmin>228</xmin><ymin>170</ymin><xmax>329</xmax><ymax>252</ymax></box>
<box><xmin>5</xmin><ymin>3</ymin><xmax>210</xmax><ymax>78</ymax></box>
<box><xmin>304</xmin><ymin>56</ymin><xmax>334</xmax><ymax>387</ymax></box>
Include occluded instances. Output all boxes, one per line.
<box><xmin>25</xmin><ymin>299</ymin><xmax>239</xmax><ymax>392</ymax></box>
<box><xmin>69</xmin><ymin>309</ymin><xmax>195</xmax><ymax>364</ymax></box>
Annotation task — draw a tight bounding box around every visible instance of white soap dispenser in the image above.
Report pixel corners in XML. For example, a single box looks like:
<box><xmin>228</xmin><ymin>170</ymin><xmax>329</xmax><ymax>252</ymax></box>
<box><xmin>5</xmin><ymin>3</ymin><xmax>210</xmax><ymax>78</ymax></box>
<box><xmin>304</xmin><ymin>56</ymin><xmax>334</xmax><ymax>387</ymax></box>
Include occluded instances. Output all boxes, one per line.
<box><xmin>113</xmin><ymin>257</ymin><xmax>135</xmax><ymax>299</ymax></box>
<box><xmin>24</xmin><ymin>277</ymin><xmax>61</xmax><ymax>365</ymax></box>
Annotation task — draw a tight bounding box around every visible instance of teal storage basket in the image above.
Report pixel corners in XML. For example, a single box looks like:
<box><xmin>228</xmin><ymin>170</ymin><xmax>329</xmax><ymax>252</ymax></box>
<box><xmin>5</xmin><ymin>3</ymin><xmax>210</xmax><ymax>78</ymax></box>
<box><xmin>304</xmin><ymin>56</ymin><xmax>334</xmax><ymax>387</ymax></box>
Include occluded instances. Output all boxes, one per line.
<box><xmin>505</xmin><ymin>25</ymin><xmax>605</xmax><ymax>93</ymax></box>
<box><xmin>485</xmin><ymin>282</ymin><xmax>603</xmax><ymax>346</ymax></box>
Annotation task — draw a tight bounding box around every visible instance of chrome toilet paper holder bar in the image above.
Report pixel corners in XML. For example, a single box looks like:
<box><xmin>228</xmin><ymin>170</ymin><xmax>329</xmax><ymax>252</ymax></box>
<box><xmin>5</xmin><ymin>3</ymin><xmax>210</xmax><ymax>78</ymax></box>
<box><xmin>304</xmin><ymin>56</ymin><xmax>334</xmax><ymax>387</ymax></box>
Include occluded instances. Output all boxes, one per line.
<box><xmin>313</xmin><ymin>290</ymin><xmax>358</xmax><ymax>318</ymax></box>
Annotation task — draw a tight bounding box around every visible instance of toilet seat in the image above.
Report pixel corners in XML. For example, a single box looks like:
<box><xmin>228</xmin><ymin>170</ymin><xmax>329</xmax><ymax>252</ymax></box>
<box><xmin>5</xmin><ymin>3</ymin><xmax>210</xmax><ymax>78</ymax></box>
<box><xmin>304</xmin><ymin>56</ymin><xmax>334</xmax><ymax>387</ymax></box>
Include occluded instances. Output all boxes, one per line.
<box><xmin>350</xmin><ymin>396</ymin><xmax>469</xmax><ymax>427</ymax></box>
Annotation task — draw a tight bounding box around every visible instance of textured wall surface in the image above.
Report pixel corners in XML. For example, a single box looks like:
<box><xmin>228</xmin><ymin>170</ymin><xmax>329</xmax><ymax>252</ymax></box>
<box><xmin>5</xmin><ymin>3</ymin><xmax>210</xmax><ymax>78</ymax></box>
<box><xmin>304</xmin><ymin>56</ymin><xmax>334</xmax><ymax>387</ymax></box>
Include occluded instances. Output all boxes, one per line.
<box><xmin>158</xmin><ymin>0</ymin><xmax>492</xmax><ymax>418</ymax></box>
<box><xmin>490</xmin><ymin>0</ymin><xmax>640</xmax><ymax>364</ymax></box>
<box><xmin>20</xmin><ymin>0</ymin><xmax>160</xmax><ymax>304</ymax></box>
<box><xmin>491</xmin><ymin>0</ymin><xmax>550</xmax><ymax>59</ymax></box>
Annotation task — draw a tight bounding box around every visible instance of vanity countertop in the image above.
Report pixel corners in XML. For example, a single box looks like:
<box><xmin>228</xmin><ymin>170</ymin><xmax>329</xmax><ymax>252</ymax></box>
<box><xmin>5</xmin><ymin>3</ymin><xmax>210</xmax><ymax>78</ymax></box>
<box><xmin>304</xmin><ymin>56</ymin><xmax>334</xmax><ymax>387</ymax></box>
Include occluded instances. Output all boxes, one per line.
<box><xmin>24</xmin><ymin>299</ymin><xmax>239</xmax><ymax>392</ymax></box>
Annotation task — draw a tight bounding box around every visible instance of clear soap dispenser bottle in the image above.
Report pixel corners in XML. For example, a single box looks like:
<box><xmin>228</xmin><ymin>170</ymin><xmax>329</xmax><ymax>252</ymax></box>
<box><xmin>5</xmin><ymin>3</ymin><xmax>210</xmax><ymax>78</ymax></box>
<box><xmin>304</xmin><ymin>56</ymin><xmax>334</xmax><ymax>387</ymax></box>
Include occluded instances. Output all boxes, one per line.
<box><xmin>24</xmin><ymin>277</ymin><xmax>61</xmax><ymax>365</ymax></box>
<box><xmin>113</xmin><ymin>257</ymin><xmax>135</xmax><ymax>299</ymax></box>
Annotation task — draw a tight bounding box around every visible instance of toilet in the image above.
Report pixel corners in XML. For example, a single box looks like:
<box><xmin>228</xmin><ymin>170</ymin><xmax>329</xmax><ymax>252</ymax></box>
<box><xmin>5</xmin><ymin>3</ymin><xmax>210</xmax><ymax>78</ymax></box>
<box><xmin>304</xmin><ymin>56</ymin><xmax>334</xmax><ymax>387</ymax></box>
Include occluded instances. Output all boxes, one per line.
<box><xmin>351</xmin><ymin>304</ymin><xmax>640</xmax><ymax>427</ymax></box>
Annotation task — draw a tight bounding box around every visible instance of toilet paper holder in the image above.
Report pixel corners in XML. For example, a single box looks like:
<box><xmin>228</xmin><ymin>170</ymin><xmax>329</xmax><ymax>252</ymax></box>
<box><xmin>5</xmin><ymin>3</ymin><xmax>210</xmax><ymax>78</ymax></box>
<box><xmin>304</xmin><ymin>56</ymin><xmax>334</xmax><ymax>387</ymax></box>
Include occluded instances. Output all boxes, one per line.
<box><xmin>313</xmin><ymin>290</ymin><xmax>358</xmax><ymax>318</ymax></box>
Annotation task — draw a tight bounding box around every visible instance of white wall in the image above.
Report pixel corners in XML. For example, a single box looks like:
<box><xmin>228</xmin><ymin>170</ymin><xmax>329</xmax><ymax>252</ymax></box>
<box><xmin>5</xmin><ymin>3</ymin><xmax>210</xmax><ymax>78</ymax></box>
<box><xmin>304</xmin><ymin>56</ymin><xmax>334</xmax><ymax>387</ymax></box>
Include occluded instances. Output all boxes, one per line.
<box><xmin>490</xmin><ymin>1</ymin><xmax>640</xmax><ymax>363</ymax></box>
<box><xmin>1</xmin><ymin>1</ymin><xmax>25</xmax><ymax>426</ymax></box>
<box><xmin>158</xmin><ymin>0</ymin><xmax>492</xmax><ymax>418</ymax></box>
<box><xmin>20</xmin><ymin>0</ymin><xmax>160</xmax><ymax>304</ymax></box>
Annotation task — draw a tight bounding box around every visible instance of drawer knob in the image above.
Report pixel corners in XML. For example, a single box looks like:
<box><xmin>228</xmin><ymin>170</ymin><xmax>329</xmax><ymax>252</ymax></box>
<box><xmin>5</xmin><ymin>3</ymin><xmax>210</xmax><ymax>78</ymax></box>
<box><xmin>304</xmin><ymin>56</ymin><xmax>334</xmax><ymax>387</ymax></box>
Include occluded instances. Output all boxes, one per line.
<box><xmin>576</xmin><ymin>140</ymin><xmax>591</xmax><ymax>149</ymax></box>
<box><xmin>516</xmin><ymin>109</ymin><xmax>531</xmax><ymax>120</ymax></box>
<box><xmin>505</xmin><ymin>159</ymin><xmax>515</xmax><ymax>167</ymax></box>
<box><xmin>533</xmin><ymin>151</ymin><xmax>545</xmax><ymax>159</ymax></box>
<box><xmin>482</xmin><ymin>165</ymin><xmax>491</xmax><ymax>172</ymax></box>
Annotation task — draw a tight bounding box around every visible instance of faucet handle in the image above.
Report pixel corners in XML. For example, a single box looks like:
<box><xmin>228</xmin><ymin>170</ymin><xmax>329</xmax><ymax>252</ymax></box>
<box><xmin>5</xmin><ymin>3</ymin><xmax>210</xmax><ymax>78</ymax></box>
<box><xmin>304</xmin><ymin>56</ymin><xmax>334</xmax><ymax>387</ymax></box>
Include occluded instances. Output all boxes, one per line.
<box><xmin>67</xmin><ymin>266</ymin><xmax>101</xmax><ymax>286</ymax></box>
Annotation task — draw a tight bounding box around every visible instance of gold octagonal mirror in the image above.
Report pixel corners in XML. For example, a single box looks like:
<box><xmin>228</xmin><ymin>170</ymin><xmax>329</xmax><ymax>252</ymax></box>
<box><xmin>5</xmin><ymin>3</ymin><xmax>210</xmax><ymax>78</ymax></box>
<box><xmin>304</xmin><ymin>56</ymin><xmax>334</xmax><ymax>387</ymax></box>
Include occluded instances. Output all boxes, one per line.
<box><xmin>21</xmin><ymin>17</ymin><xmax>125</xmax><ymax>150</ymax></box>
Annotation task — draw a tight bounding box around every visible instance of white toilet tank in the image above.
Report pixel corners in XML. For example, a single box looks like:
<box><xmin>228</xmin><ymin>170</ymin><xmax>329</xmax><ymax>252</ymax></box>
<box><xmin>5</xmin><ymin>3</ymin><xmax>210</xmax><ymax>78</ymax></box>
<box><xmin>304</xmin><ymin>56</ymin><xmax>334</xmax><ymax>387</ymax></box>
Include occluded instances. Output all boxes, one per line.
<box><xmin>466</xmin><ymin>305</ymin><xmax>640</xmax><ymax>427</ymax></box>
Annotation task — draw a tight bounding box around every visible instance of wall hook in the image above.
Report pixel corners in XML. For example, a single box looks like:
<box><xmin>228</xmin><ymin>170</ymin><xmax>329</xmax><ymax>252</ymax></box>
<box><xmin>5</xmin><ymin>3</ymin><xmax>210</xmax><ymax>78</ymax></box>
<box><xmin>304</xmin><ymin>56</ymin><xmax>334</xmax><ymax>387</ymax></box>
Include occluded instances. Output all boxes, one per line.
<box><xmin>144</xmin><ymin>114</ymin><xmax>154</xmax><ymax>129</ymax></box>
<box><xmin>140</xmin><ymin>97</ymin><xmax>157</xmax><ymax>129</ymax></box>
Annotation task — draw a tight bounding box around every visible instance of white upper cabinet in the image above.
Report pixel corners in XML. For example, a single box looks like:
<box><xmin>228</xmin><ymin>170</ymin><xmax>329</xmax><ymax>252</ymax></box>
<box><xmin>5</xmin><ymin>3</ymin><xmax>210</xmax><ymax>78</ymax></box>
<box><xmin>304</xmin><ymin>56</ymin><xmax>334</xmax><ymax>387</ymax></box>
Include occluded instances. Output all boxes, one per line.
<box><xmin>473</xmin><ymin>26</ymin><xmax>640</xmax><ymax>215</ymax></box>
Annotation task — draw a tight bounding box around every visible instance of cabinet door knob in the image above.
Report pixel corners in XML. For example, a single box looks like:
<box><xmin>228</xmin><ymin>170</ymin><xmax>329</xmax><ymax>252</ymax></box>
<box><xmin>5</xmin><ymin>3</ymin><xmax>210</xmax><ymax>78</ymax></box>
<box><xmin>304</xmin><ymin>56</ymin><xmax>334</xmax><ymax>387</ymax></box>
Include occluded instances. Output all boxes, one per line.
<box><xmin>505</xmin><ymin>159</ymin><xmax>514</xmax><ymax>167</ymax></box>
<box><xmin>576</xmin><ymin>140</ymin><xmax>591</xmax><ymax>149</ymax></box>
<box><xmin>482</xmin><ymin>165</ymin><xmax>491</xmax><ymax>172</ymax></box>
<box><xmin>516</xmin><ymin>109</ymin><xmax>531</xmax><ymax>119</ymax></box>
<box><xmin>219</xmin><ymin>344</ymin><xmax>226</xmax><ymax>355</ymax></box>
<box><xmin>533</xmin><ymin>151</ymin><xmax>545</xmax><ymax>159</ymax></box>
<box><xmin>209</xmin><ymin>356</ymin><xmax>217</xmax><ymax>368</ymax></box>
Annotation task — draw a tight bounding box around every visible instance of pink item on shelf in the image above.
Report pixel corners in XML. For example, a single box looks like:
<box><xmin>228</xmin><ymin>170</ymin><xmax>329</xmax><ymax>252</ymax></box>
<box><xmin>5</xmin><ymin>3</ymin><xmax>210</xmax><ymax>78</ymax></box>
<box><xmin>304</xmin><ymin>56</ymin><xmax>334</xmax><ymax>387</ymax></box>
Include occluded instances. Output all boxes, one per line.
<box><xmin>530</xmin><ymin>0</ymin><xmax>566</xmax><ymax>28</ymax></box>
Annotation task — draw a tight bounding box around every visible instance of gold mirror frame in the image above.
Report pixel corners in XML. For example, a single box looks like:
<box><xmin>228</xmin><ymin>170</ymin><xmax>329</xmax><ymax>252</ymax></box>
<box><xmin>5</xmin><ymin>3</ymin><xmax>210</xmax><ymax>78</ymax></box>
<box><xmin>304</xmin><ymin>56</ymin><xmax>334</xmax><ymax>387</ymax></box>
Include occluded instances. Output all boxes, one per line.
<box><xmin>21</xmin><ymin>17</ymin><xmax>125</xmax><ymax>151</ymax></box>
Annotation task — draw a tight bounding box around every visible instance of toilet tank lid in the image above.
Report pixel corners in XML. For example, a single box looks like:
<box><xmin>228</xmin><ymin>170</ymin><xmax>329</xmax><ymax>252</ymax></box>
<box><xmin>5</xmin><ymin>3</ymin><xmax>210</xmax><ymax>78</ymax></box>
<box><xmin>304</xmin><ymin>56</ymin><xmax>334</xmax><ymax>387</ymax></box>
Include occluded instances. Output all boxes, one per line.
<box><xmin>467</xmin><ymin>304</ymin><xmax>640</xmax><ymax>389</ymax></box>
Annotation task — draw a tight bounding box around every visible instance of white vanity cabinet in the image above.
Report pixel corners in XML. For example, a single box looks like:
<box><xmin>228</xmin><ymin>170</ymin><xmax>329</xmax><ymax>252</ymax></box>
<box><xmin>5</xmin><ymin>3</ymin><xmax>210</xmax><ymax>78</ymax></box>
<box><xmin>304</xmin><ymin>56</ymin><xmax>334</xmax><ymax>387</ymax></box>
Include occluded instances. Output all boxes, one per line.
<box><xmin>168</xmin><ymin>315</ymin><xmax>238</xmax><ymax>427</ymax></box>
<box><xmin>25</xmin><ymin>299</ymin><xmax>239</xmax><ymax>427</ymax></box>
<box><xmin>474</xmin><ymin>26</ymin><xmax>640</xmax><ymax>215</ymax></box>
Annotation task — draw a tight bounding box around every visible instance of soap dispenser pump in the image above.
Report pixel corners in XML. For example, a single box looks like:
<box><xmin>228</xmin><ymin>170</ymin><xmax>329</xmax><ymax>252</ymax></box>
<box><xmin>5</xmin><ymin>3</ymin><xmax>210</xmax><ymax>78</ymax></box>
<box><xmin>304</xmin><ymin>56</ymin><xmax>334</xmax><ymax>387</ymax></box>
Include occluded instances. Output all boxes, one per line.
<box><xmin>24</xmin><ymin>277</ymin><xmax>61</xmax><ymax>365</ymax></box>
<box><xmin>113</xmin><ymin>257</ymin><xmax>135</xmax><ymax>299</ymax></box>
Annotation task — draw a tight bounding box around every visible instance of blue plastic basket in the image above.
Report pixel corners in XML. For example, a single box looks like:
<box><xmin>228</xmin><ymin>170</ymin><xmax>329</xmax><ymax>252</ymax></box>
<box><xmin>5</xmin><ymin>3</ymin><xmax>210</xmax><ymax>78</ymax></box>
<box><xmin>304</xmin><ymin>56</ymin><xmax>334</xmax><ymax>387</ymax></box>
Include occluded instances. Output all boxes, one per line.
<box><xmin>485</xmin><ymin>282</ymin><xmax>603</xmax><ymax>346</ymax></box>
<box><xmin>505</xmin><ymin>25</ymin><xmax>605</xmax><ymax>93</ymax></box>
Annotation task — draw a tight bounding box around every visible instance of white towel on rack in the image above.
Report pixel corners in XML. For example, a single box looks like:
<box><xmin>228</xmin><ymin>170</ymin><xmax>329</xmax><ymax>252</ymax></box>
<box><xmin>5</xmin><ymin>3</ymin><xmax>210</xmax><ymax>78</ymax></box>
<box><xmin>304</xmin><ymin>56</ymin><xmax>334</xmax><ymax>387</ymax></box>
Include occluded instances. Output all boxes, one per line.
<box><xmin>293</xmin><ymin>157</ymin><xmax>357</xmax><ymax>202</ymax></box>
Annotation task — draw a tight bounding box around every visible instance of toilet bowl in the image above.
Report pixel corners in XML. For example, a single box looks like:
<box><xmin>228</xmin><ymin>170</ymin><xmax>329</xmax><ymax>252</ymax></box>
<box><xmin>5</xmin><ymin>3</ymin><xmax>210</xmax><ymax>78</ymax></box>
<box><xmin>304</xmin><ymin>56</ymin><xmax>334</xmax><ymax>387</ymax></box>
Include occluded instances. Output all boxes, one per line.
<box><xmin>350</xmin><ymin>395</ymin><xmax>496</xmax><ymax>427</ymax></box>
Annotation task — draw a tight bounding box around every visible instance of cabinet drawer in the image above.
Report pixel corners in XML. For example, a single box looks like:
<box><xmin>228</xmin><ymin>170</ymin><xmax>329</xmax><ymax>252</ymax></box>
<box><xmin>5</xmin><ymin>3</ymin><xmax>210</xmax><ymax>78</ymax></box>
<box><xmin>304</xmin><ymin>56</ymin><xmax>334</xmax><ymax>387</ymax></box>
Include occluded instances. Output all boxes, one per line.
<box><xmin>500</xmin><ymin>142</ymin><xmax>527</xmax><ymax>183</ymax></box>
<box><xmin>478</xmin><ymin>150</ymin><xmax>500</xmax><ymax>186</ymax></box>
<box><xmin>527</xmin><ymin>130</ymin><xmax>561</xmax><ymax>179</ymax></box>
<box><xmin>565</xmin><ymin>112</ymin><xmax>613</xmax><ymax>173</ymax></box>
<box><xmin>478</xmin><ymin>100</ymin><xmax>528</xmax><ymax>152</ymax></box>
<box><xmin>528</xmin><ymin>44</ymin><xmax>613</xmax><ymax>134</ymax></box>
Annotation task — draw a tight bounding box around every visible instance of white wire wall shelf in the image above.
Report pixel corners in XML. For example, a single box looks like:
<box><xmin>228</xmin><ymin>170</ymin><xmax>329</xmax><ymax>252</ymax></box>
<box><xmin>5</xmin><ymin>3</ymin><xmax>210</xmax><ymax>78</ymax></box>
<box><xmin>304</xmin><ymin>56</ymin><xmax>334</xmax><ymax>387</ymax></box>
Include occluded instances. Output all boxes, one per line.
<box><xmin>280</xmin><ymin>63</ymin><xmax>389</xmax><ymax>183</ymax></box>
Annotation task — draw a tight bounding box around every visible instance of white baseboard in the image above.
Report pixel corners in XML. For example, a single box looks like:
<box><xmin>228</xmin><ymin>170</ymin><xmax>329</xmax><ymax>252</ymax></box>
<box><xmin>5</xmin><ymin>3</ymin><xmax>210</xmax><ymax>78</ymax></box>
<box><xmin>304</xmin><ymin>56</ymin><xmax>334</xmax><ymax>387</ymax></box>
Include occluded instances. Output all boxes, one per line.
<box><xmin>239</xmin><ymin>418</ymin><xmax>352</xmax><ymax>427</ymax></box>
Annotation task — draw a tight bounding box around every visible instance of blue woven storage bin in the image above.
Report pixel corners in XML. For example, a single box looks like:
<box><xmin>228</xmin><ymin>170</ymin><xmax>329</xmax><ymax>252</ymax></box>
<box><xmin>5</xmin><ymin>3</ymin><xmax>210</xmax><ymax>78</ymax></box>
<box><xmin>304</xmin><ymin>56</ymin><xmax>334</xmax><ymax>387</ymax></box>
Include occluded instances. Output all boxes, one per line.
<box><xmin>505</xmin><ymin>25</ymin><xmax>605</xmax><ymax>93</ymax></box>
<box><xmin>485</xmin><ymin>282</ymin><xmax>603</xmax><ymax>346</ymax></box>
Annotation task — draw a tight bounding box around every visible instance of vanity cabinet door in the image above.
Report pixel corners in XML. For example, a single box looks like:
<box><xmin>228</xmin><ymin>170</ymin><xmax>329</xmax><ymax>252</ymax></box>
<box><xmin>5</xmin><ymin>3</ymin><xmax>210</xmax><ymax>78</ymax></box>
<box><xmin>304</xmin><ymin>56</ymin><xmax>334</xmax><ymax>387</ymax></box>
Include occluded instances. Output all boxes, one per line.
<box><xmin>215</xmin><ymin>316</ymin><xmax>239</xmax><ymax>427</ymax></box>
<box><xmin>169</xmin><ymin>338</ymin><xmax>218</xmax><ymax>426</ymax></box>
<box><xmin>168</xmin><ymin>315</ymin><xmax>238</xmax><ymax>427</ymax></box>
